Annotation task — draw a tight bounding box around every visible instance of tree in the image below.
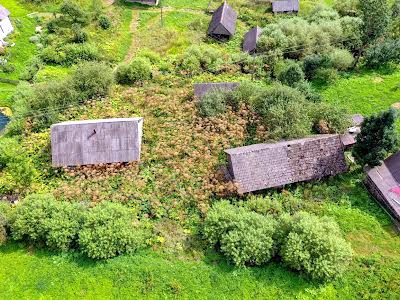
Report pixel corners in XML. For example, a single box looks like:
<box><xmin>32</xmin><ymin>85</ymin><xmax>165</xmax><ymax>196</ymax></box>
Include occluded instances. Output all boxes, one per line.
<box><xmin>359</xmin><ymin>0</ymin><xmax>390</xmax><ymax>43</ymax></box>
<box><xmin>353</xmin><ymin>109</ymin><xmax>398</xmax><ymax>167</ymax></box>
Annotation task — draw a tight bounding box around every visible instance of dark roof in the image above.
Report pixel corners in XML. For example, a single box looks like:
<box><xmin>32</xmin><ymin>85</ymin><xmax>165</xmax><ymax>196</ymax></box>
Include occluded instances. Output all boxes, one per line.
<box><xmin>125</xmin><ymin>0</ymin><xmax>159</xmax><ymax>5</ymax></box>
<box><xmin>194</xmin><ymin>82</ymin><xmax>239</xmax><ymax>98</ymax></box>
<box><xmin>226</xmin><ymin>135</ymin><xmax>347</xmax><ymax>193</ymax></box>
<box><xmin>243</xmin><ymin>26</ymin><xmax>262</xmax><ymax>53</ymax></box>
<box><xmin>208</xmin><ymin>2</ymin><xmax>238</xmax><ymax>37</ymax></box>
<box><xmin>366</xmin><ymin>151</ymin><xmax>400</xmax><ymax>222</ymax></box>
<box><xmin>0</xmin><ymin>5</ymin><xmax>10</xmax><ymax>20</ymax></box>
<box><xmin>272</xmin><ymin>0</ymin><xmax>299</xmax><ymax>13</ymax></box>
<box><xmin>340</xmin><ymin>133</ymin><xmax>357</xmax><ymax>149</ymax></box>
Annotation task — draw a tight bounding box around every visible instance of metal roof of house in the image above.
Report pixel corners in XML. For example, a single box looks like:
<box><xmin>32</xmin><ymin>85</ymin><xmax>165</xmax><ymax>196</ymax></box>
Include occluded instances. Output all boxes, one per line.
<box><xmin>125</xmin><ymin>0</ymin><xmax>159</xmax><ymax>5</ymax></box>
<box><xmin>243</xmin><ymin>26</ymin><xmax>262</xmax><ymax>53</ymax></box>
<box><xmin>272</xmin><ymin>0</ymin><xmax>299</xmax><ymax>13</ymax></box>
<box><xmin>225</xmin><ymin>134</ymin><xmax>347</xmax><ymax>193</ymax></box>
<box><xmin>194</xmin><ymin>82</ymin><xmax>239</xmax><ymax>98</ymax></box>
<box><xmin>0</xmin><ymin>5</ymin><xmax>10</xmax><ymax>20</ymax></box>
<box><xmin>366</xmin><ymin>151</ymin><xmax>400</xmax><ymax>222</ymax></box>
<box><xmin>207</xmin><ymin>2</ymin><xmax>238</xmax><ymax>37</ymax></box>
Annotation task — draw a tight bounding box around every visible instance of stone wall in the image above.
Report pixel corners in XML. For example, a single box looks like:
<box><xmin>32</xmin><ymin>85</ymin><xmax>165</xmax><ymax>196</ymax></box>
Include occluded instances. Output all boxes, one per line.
<box><xmin>225</xmin><ymin>135</ymin><xmax>347</xmax><ymax>193</ymax></box>
<box><xmin>51</xmin><ymin>118</ymin><xmax>143</xmax><ymax>167</ymax></box>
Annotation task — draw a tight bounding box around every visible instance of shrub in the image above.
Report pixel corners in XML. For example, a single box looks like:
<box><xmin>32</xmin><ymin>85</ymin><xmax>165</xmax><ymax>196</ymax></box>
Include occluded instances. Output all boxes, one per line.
<box><xmin>115</xmin><ymin>57</ymin><xmax>152</xmax><ymax>85</ymax></box>
<box><xmin>393</xmin><ymin>0</ymin><xmax>400</xmax><ymax>18</ymax></box>
<box><xmin>360</xmin><ymin>0</ymin><xmax>390</xmax><ymax>42</ymax></box>
<box><xmin>334</xmin><ymin>0</ymin><xmax>359</xmax><ymax>16</ymax></box>
<box><xmin>340</xmin><ymin>16</ymin><xmax>363</xmax><ymax>52</ymax></box>
<box><xmin>294</xmin><ymin>81</ymin><xmax>321</xmax><ymax>102</ymax></box>
<box><xmin>314</xmin><ymin>68</ymin><xmax>338</xmax><ymax>84</ymax></box>
<box><xmin>1</xmin><ymin>64</ymin><xmax>16</xmax><ymax>74</ymax></box>
<box><xmin>253</xmin><ymin>85</ymin><xmax>312</xmax><ymax>139</ymax></box>
<box><xmin>329</xmin><ymin>48</ymin><xmax>354</xmax><ymax>70</ymax></box>
<box><xmin>204</xmin><ymin>201</ymin><xmax>277</xmax><ymax>266</ymax></box>
<box><xmin>280</xmin><ymin>212</ymin><xmax>353</xmax><ymax>281</ymax></box>
<box><xmin>71</xmin><ymin>61</ymin><xmax>113</xmax><ymax>100</ymax></box>
<box><xmin>277</xmin><ymin>62</ymin><xmax>305</xmax><ymax>87</ymax></box>
<box><xmin>40</xmin><ymin>46</ymin><xmax>67</xmax><ymax>65</ymax></box>
<box><xmin>0</xmin><ymin>202</ymin><xmax>10</xmax><ymax>245</ymax></box>
<box><xmin>19</xmin><ymin>57</ymin><xmax>43</xmax><ymax>82</ymax></box>
<box><xmin>62</xmin><ymin>43</ymin><xmax>99</xmax><ymax>66</ymax></box>
<box><xmin>98</xmin><ymin>15</ymin><xmax>111</xmax><ymax>29</ymax></box>
<box><xmin>60</xmin><ymin>0</ymin><xmax>88</xmax><ymax>23</ymax></box>
<box><xmin>179</xmin><ymin>45</ymin><xmax>224</xmax><ymax>75</ymax></box>
<box><xmin>311</xmin><ymin>103</ymin><xmax>351</xmax><ymax>134</ymax></box>
<box><xmin>226</xmin><ymin>81</ymin><xmax>263</xmax><ymax>110</ymax></box>
<box><xmin>303</xmin><ymin>54</ymin><xmax>331</xmax><ymax>80</ymax></box>
<box><xmin>197</xmin><ymin>91</ymin><xmax>227</xmax><ymax>117</ymax></box>
<box><xmin>78</xmin><ymin>202</ymin><xmax>144</xmax><ymax>259</ymax></box>
<box><xmin>353</xmin><ymin>109</ymin><xmax>398</xmax><ymax>167</ymax></box>
<box><xmin>364</xmin><ymin>38</ymin><xmax>400</xmax><ymax>68</ymax></box>
<box><xmin>244</xmin><ymin>196</ymin><xmax>283</xmax><ymax>217</ymax></box>
<box><xmin>71</xmin><ymin>23</ymin><xmax>89</xmax><ymax>43</ymax></box>
<box><xmin>0</xmin><ymin>138</ymin><xmax>38</xmax><ymax>194</ymax></box>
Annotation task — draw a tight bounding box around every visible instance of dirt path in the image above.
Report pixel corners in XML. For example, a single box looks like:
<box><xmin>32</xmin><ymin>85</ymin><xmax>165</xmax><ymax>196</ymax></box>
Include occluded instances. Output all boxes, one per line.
<box><xmin>124</xmin><ymin>9</ymin><xmax>140</xmax><ymax>63</ymax></box>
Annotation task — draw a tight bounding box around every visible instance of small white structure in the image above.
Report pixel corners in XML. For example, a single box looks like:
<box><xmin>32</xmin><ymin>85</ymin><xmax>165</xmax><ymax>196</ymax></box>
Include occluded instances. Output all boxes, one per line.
<box><xmin>0</xmin><ymin>5</ymin><xmax>13</xmax><ymax>44</ymax></box>
<box><xmin>51</xmin><ymin>118</ymin><xmax>144</xmax><ymax>167</ymax></box>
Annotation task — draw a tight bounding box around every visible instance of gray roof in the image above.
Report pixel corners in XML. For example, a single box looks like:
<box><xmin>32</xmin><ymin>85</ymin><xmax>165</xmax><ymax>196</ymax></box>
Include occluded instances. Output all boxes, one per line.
<box><xmin>0</xmin><ymin>5</ymin><xmax>10</xmax><ymax>20</ymax></box>
<box><xmin>366</xmin><ymin>151</ymin><xmax>400</xmax><ymax>222</ymax></box>
<box><xmin>226</xmin><ymin>134</ymin><xmax>347</xmax><ymax>193</ymax></box>
<box><xmin>272</xmin><ymin>0</ymin><xmax>299</xmax><ymax>13</ymax></box>
<box><xmin>208</xmin><ymin>2</ymin><xmax>238</xmax><ymax>37</ymax></box>
<box><xmin>243</xmin><ymin>26</ymin><xmax>262</xmax><ymax>53</ymax></box>
<box><xmin>194</xmin><ymin>82</ymin><xmax>239</xmax><ymax>98</ymax></box>
<box><xmin>125</xmin><ymin>0</ymin><xmax>159</xmax><ymax>5</ymax></box>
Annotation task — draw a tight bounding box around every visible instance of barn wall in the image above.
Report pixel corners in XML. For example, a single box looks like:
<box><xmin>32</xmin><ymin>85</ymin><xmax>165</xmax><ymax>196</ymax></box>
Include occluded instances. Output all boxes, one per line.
<box><xmin>226</xmin><ymin>135</ymin><xmax>347</xmax><ymax>193</ymax></box>
<box><xmin>51</xmin><ymin>118</ymin><xmax>143</xmax><ymax>167</ymax></box>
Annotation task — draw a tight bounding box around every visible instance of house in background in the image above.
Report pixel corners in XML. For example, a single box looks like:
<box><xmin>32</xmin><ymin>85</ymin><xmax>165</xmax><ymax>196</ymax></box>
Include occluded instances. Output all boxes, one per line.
<box><xmin>0</xmin><ymin>5</ymin><xmax>13</xmax><ymax>44</ymax></box>
<box><xmin>243</xmin><ymin>26</ymin><xmax>262</xmax><ymax>54</ymax></box>
<box><xmin>208</xmin><ymin>2</ymin><xmax>237</xmax><ymax>40</ymax></box>
<box><xmin>125</xmin><ymin>0</ymin><xmax>159</xmax><ymax>5</ymax></box>
<box><xmin>272</xmin><ymin>0</ymin><xmax>299</xmax><ymax>13</ymax></box>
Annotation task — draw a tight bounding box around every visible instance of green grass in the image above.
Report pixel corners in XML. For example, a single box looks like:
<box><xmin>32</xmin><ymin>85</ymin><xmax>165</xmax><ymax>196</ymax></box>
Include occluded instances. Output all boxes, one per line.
<box><xmin>321</xmin><ymin>70</ymin><xmax>400</xmax><ymax>116</ymax></box>
<box><xmin>163</xmin><ymin>0</ymin><xmax>210</xmax><ymax>9</ymax></box>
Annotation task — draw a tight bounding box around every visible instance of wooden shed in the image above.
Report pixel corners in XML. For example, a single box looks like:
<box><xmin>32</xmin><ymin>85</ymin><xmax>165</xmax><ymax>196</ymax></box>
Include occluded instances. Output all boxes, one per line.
<box><xmin>208</xmin><ymin>2</ymin><xmax>237</xmax><ymax>40</ymax></box>
<box><xmin>243</xmin><ymin>26</ymin><xmax>262</xmax><ymax>54</ymax></box>
<box><xmin>125</xmin><ymin>0</ymin><xmax>159</xmax><ymax>5</ymax></box>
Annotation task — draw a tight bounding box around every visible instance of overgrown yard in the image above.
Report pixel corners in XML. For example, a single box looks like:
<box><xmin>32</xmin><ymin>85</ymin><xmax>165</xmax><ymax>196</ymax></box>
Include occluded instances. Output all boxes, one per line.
<box><xmin>1</xmin><ymin>0</ymin><xmax>400</xmax><ymax>298</ymax></box>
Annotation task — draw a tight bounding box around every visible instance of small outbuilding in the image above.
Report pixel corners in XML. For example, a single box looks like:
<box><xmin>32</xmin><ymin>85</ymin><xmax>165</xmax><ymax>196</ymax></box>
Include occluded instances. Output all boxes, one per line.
<box><xmin>0</xmin><ymin>5</ymin><xmax>13</xmax><ymax>44</ymax></box>
<box><xmin>194</xmin><ymin>82</ymin><xmax>239</xmax><ymax>99</ymax></box>
<box><xmin>272</xmin><ymin>0</ymin><xmax>299</xmax><ymax>13</ymax></box>
<box><xmin>365</xmin><ymin>151</ymin><xmax>400</xmax><ymax>224</ymax></box>
<box><xmin>51</xmin><ymin>118</ymin><xmax>143</xmax><ymax>167</ymax></box>
<box><xmin>225</xmin><ymin>135</ymin><xmax>347</xmax><ymax>193</ymax></box>
<box><xmin>243</xmin><ymin>26</ymin><xmax>262</xmax><ymax>54</ymax></box>
<box><xmin>125</xmin><ymin>0</ymin><xmax>159</xmax><ymax>5</ymax></box>
<box><xmin>208</xmin><ymin>1</ymin><xmax>237</xmax><ymax>40</ymax></box>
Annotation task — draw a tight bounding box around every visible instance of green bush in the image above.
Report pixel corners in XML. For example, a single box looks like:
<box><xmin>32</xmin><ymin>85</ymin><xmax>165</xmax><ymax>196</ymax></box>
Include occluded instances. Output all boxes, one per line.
<box><xmin>204</xmin><ymin>201</ymin><xmax>277</xmax><ymax>267</ymax></box>
<box><xmin>40</xmin><ymin>46</ymin><xmax>67</xmax><ymax>65</ymax></box>
<box><xmin>71</xmin><ymin>61</ymin><xmax>113</xmax><ymax>100</ymax></box>
<box><xmin>280</xmin><ymin>212</ymin><xmax>353</xmax><ymax>281</ymax></box>
<box><xmin>303</xmin><ymin>54</ymin><xmax>331</xmax><ymax>80</ymax></box>
<box><xmin>277</xmin><ymin>62</ymin><xmax>305</xmax><ymax>87</ymax></box>
<box><xmin>226</xmin><ymin>81</ymin><xmax>263</xmax><ymax>110</ymax></box>
<box><xmin>329</xmin><ymin>48</ymin><xmax>354</xmax><ymax>71</ymax></box>
<box><xmin>0</xmin><ymin>202</ymin><xmax>10</xmax><ymax>246</ymax></box>
<box><xmin>364</xmin><ymin>38</ymin><xmax>400</xmax><ymax>68</ymax></box>
<box><xmin>115</xmin><ymin>57</ymin><xmax>152</xmax><ymax>85</ymax></box>
<box><xmin>340</xmin><ymin>16</ymin><xmax>363</xmax><ymax>52</ymax></box>
<box><xmin>71</xmin><ymin>23</ymin><xmax>89</xmax><ymax>43</ymax></box>
<box><xmin>19</xmin><ymin>57</ymin><xmax>43</xmax><ymax>82</ymax></box>
<box><xmin>11</xmin><ymin>194</ymin><xmax>83</xmax><ymax>251</ymax></box>
<box><xmin>197</xmin><ymin>91</ymin><xmax>227</xmax><ymax>117</ymax></box>
<box><xmin>253</xmin><ymin>85</ymin><xmax>312</xmax><ymax>139</ymax></box>
<box><xmin>244</xmin><ymin>196</ymin><xmax>283</xmax><ymax>217</ymax></box>
<box><xmin>334</xmin><ymin>0</ymin><xmax>359</xmax><ymax>16</ymax></box>
<box><xmin>2</xmin><ymin>64</ymin><xmax>16</xmax><ymax>74</ymax></box>
<box><xmin>179</xmin><ymin>45</ymin><xmax>224</xmax><ymax>75</ymax></box>
<box><xmin>62</xmin><ymin>43</ymin><xmax>99</xmax><ymax>66</ymax></box>
<box><xmin>60</xmin><ymin>0</ymin><xmax>88</xmax><ymax>24</ymax></box>
<box><xmin>98</xmin><ymin>15</ymin><xmax>111</xmax><ymax>30</ymax></box>
<box><xmin>311</xmin><ymin>103</ymin><xmax>351</xmax><ymax>134</ymax></box>
<box><xmin>0</xmin><ymin>138</ymin><xmax>38</xmax><ymax>194</ymax></box>
<box><xmin>78</xmin><ymin>202</ymin><xmax>144</xmax><ymax>259</ymax></box>
<box><xmin>314</xmin><ymin>68</ymin><xmax>338</xmax><ymax>84</ymax></box>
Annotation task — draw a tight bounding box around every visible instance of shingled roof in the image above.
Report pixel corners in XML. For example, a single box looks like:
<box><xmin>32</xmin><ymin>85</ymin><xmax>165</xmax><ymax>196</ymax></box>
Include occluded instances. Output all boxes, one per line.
<box><xmin>243</xmin><ymin>26</ymin><xmax>262</xmax><ymax>53</ymax></box>
<box><xmin>272</xmin><ymin>0</ymin><xmax>299</xmax><ymax>13</ymax></box>
<box><xmin>208</xmin><ymin>2</ymin><xmax>237</xmax><ymax>39</ymax></box>
<box><xmin>194</xmin><ymin>82</ymin><xmax>239</xmax><ymax>98</ymax></box>
<box><xmin>365</xmin><ymin>151</ymin><xmax>400</xmax><ymax>224</ymax></box>
<box><xmin>225</xmin><ymin>135</ymin><xmax>347</xmax><ymax>193</ymax></box>
<box><xmin>125</xmin><ymin>0</ymin><xmax>159</xmax><ymax>5</ymax></box>
<box><xmin>0</xmin><ymin>5</ymin><xmax>10</xmax><ymax>20</ymax></box>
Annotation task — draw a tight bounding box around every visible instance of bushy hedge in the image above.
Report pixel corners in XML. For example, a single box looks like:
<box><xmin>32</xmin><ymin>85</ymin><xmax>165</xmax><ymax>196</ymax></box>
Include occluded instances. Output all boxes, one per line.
<box><xmin>280</xmin><ymin>212</ymin><xmax>353</xmax><ymax>281</ymax></box>
<box><xmin>197</xmin><ymin>91</ymin><xmax>227</xmax><ymax>117</ymax></box>
<box><xmin>204</xmin><ymin>202</ymin><xmax>353</xmax><ymax>281</ymax></box>
<box><xmin>364</xmin><ymin>38</ymin><xmax>400</xmax><ymax>68</ymax></box>
<box><xmin>115</xmin><ymin>57</ymin><xmax>152</xmax><ymax>85</ymax></box>
<box><xmin>9</xmin><ymin>194</ymin><xmax>145</xmax><ymax>259</ymax></box>
<box><xmin>79</xmin><ymin>202</ymin><xmax>144</xmax><ymax>259</ymax></box>
<box><xmin>179</xmin><ymin>45</ymin><xmax>224</xmax><ymax>75</ymax></box>
<box><xmin>204</xmin><ymin>201</ymin><xmax>277</xmax><ymax>267</ymax></box>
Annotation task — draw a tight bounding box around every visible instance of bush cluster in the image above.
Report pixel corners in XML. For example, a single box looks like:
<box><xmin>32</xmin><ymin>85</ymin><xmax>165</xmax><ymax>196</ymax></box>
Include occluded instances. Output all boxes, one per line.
<box><xmin>364</xmin><ymin>38</ymin><xmax>400</xmax><ymax>68</ymax></box>
<box><xmin>8</xmin><ymin>194</ymin><xmax>145</xmax><ymax>259</ymax></box>
<box><xmin>9</xmin><ymin>62</ymin><xmax>113</xmax><ymax>132</ymax></box>
<box><xmin>115</xmin><ymin>57</ymin><xmax>152</xmax><ymax>85</ymax></box>
<box><xmin>197</xmin><ymin>83</ymin><xmax>349</xmax><ymax>140</ymax></box>
<box><xmin>204</xmin><ymin>201</ymin><xmax>353</xmax><ymax>281</ymax></box>
<box><xmin>178</xmin><ymin>45</ymin><xmax>224</xmax><ymax>75</ymax></box>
